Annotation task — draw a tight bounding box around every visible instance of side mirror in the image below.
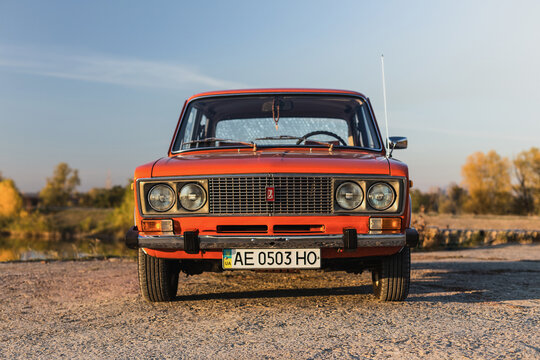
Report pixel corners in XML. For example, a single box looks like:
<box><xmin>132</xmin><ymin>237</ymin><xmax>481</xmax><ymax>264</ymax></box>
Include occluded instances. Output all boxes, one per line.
<box><xmin>389</xmin><ymin>136</ymin><xmax>408</xmax><ymax>150</ymax></box>
<box><xmin>388</xmin><ymin>136</ymin><xmax>407</xmax><ymax>158</ymax></box>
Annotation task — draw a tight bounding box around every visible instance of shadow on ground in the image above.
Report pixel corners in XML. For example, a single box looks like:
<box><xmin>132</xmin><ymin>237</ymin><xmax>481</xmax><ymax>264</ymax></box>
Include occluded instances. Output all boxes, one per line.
<box><xmin>174</xmin><ymin>285</ymin><xmax>372</xmax><ymax>302</ymax></box>
<box><xmin>409</xmin><ymin>259</ymin><xmax>540</xmax><ymax>303</ymax></box>
<box><xmin>172</xmin><ymin>257</ymin><xmax>540</xmax><ymax>304</ymax></box>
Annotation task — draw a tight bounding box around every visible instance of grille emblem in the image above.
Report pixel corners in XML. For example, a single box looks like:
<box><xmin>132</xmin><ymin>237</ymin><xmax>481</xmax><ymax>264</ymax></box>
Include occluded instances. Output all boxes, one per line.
<box><xmin>266</xmin><ymin>187</ymin><xmax>275</xmax><ymax>202</ymax></box>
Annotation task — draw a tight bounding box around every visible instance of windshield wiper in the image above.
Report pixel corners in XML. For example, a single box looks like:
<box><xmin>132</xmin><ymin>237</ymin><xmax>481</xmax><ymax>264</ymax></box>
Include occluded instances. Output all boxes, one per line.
<box><xmin>255</xmin><ymin>135</ymin><xmax>342</xmax><ymax>152</ymax></box>
<box><xmin>302</xmin><ymin>139</ymin><xmax>339</xmax><ymax>151</ymax></box>
<box><xmin>181</xmin><ymin>137</ymin><xmax>256</xmax><ymax>150</ymax></box>
<box><xmin>254</xmin><ymin>135</ymin><xmax>303</xmax><ymax>141</ymax></box>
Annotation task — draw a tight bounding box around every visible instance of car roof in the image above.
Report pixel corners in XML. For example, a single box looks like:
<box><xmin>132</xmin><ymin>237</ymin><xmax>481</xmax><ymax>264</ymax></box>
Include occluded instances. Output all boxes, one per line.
<box><xmin>186</xmin><ymin>88</ymin><xmax>367</xmax><ymax>102</ymax></box>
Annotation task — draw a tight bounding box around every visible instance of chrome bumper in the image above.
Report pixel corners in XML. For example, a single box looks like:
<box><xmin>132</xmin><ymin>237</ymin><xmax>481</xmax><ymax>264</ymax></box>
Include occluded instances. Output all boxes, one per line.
<box><xmin>126</xmin><ymin>227</ymin><xmax>419</xmax><ymax>251</ymax></box>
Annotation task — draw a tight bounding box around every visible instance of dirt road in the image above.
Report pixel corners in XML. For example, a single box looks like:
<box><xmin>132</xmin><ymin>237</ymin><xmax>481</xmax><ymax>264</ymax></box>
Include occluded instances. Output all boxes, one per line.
<box><xmin>1</xmin><ymin>244</ymin><xmax>539</xmax><ymax>359</ymax></box>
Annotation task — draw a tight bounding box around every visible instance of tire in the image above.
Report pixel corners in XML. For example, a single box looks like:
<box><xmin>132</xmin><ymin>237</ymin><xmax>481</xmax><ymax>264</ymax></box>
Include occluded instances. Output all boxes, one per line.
<box><xmin>138</xmin><ymin>249</ymin><xmax>180</xmax><ymax>302</ymax></box>
<box><xmin>372</xmin><ymin>247</ymin><xmax>410</xmax><ymax>301</ymax></box>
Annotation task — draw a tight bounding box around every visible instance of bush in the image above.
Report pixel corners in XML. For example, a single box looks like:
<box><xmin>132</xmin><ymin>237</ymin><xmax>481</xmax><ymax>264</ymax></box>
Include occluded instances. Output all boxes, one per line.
<box><xmin>106</xmin><ymin>183</ymin><xmax>135</xmax><ymax>237</ymax></box>
<box><xmin>78</xmin><ymin>185</ymin><xmax>125</xmax><ymax>208</ymax></box>
<box><xmin>0</xmin><ymin>178</ymin><xmax>23</xmax><ymax>219</ymax></box>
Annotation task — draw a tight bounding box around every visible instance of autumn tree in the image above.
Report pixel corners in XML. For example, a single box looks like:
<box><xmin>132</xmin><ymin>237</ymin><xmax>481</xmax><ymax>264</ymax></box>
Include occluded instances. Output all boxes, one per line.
<box><xmin>513</xmin><ymin>147</ymin><xmax>540</xmax><ymax>214</ymax></box>
<box><xmin>461</xmin><ymin>150</ymin><xmax>512</xmax><ymax>214</ymax></box>
<box><xmin>39</xmin><ymin>163</ymin><xmax>81</xmax><ymax>208</ymax></box>
<box><xmin>0</xmin><ymin>177</ymin><xmax>23</xmax><ymax>218</ymax></box>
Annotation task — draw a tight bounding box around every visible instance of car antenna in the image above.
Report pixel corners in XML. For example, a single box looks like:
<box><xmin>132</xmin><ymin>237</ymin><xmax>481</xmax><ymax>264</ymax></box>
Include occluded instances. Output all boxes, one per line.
<box><xmin>381</xmin><ymin>54</ymin><xmax>390</xmax><ymax>158</ymax></box>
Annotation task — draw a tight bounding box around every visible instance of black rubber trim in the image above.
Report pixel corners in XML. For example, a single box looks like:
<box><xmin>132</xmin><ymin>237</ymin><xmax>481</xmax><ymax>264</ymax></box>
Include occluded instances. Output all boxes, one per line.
<box><xmin>405</xmin><ymin>228</ymin><xmax>419</xmax><ymax>248</ymax></box>
<box><xmin>125</xmin><ymin>226</ymin><xmax>139</xmax><ymax>249</ymax></box>
<box><xmin>342</xmin><ymin>228</ymin><xmax>358</xmax><ymax>249</ymax></box>
<box><xmin>184</xmin><ymin>230</ymin><xmax>200</xmax><ymax>254</ymax></box>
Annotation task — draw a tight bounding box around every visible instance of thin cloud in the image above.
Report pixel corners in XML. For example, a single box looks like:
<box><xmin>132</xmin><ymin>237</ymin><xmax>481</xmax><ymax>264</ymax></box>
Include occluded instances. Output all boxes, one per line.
<box><xmin>0</xmin><ymin>45</ymin><xmax>247</xmax><ymax>89</ymax></box>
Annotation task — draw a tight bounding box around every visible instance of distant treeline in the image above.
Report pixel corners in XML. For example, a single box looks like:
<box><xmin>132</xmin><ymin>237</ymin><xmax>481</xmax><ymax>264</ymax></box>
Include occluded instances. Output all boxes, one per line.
<box><xmin>413</xmin><ymin>147</ymin><xmax>540</xmax><ymax>215</ymax></box>
<box><xmin>1</xmin><ymin>147</ymin><xmax>539</xmax><ymax>238</ymax></box>
<box><xmin>0</xmin><ymin>163</ymin><xmax>133</xmax><ymax>239</ymax></box>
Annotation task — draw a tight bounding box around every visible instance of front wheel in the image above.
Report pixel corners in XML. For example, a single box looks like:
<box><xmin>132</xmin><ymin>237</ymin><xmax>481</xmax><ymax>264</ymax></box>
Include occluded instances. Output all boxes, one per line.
<box><xmin>138</xmin><ymin>249</ymin><xmax>180</xmax><ymax>302</ymax></box>
<box><xmin>372</xmin><ymin>247</ymin><xmax>410</xmax><ymax>301</ymax></box>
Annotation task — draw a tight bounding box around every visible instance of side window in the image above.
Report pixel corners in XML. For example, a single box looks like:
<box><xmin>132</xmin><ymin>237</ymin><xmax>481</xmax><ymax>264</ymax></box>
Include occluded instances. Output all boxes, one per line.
<box><xmin>355</xmin><ymin>106</ymin><xmax>380</xmax><ymax>149</ymax></box>
<box><xmin>195</xmin><ymin>114</ymin><xmax>208</xmax><ymax>141</ymax></box>
<box><xmin>180</xmin><ymin>108</ymin><xmax>198</xmax><ymax>149</ymax></box>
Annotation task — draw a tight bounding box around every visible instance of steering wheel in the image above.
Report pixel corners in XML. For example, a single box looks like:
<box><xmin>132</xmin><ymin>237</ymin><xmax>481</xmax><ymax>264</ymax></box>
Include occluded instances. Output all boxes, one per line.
<box><xmin>296</xmin><ymin>131</ymin><xmax>348</xmax><ymax>146</ymax></box>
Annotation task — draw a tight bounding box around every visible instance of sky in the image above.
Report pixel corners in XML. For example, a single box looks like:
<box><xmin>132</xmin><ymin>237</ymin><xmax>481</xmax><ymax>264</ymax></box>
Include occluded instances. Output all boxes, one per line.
<box><xmin>1</xmin><ymin>0</ymin><xmax>539</xmax><ymax>193</ymax></box>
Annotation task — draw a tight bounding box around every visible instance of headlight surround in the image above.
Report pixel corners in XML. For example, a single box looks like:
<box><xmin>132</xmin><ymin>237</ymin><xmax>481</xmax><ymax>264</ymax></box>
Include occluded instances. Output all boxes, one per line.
<box><xmin>179</xmin><ymin>183</ymin><xmax>207</xmax><ymax>211</ymax></box>
<box><xmin>336</xmin><ymin>181</ymin><xmax>363</xmax><ymax>210</ymax></box>
<box><xmin>367</xmin><ymin>182</ymin><xmax>395</xmax><ymax>210</ymax></box>
<box><xmin>147</xmin><ymin>184</ymin><xmax>176</xmax><ymax>212</ymax></box>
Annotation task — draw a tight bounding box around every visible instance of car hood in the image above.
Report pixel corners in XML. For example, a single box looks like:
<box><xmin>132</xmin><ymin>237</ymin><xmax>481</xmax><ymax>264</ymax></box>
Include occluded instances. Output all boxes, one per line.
<box><xmin>151</xmin><ymin>149</ymin><xmax>390</xmax><ymax>177</ymax></box>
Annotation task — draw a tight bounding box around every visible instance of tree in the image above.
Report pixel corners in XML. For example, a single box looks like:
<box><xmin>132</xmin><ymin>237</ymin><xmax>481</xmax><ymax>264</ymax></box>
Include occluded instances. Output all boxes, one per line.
<box><xmin>79</xmin><ymin>185</ymin><xmax>125</xmax><ymax>208</ymax></box>
<box><xmin>410</xmin><ymin>189</ymin><xmax>427</xmax><ymax>213</ymax></box>
<box><xmin>461</xmin><ymin>150</ymin><xmax>512</xmax><ymax>214</ymax></box>
<box><xmin>39</xmin><ymin>163</ymin><xmax>81</xmax><ymax>208</ymax></box>
<box><xmin>0</xmin><ymin>178</ymin><xmax>23</xmax><ymax>218</ymax></box>
<box><xmin>410</xmin><ymin>188</ymin><xmax>440</xmax><ymax>213</ymax></box>
<box><xmin>108</xmin><ymin>182</ymin><xmax>135</xmax><ymax>237</ymax></box>
<box><xmin>438</xmin><ymin>183</ymin><xmax>467</xmax><ymax>214</ymax></box>
<box><xmin>513</xmin><ymin>147</ymin><xmax>540</xmax><ymax>214</ymax></box>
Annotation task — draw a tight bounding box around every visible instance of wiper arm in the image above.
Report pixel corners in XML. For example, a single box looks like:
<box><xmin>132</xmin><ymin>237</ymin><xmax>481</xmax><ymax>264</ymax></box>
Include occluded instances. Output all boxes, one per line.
<box><xmin>181</xmin><ymin>137</ymin><xmax>256</xmax><ymax>150</ymax></box>
<box><xmin>255</xmin><ymin>135</ymin><xmax>303</xmax><ymax>141</ymax></box>
<box><xmin>182</xmin><ymin>137</ymin><xmax>231</xmax><ymax>146</ymax></box>
<box><xmin>254</xmin><ymin>135</ymin><xmax>340</xmax><ymax>152</ymax></box>
<box><xmin>305</xmin><ymin>140</ymin><xmax>337</xmax><ymax>150</ymax></box>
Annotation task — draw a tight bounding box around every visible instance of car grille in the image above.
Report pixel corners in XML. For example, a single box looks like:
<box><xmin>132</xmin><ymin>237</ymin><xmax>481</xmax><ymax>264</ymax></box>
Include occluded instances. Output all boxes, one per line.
<box><xmin>208</xmin><ymin>176</ymin><xmax>334</xmax><ymax>215</ymax></box>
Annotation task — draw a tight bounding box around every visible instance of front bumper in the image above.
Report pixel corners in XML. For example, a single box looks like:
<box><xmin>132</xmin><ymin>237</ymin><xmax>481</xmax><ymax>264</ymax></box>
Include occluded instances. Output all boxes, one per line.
<box><xmin>126</xmin><ymin>227</ymin><xmax>419</xmax><ymax>251</ymax></box>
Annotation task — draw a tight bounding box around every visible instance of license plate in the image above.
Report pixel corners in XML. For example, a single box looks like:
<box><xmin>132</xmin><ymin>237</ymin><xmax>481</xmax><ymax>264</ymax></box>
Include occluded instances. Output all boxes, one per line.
<box><xmin>222</xmin><ymin>249</ymin><xmax>321</xmax><ymax>269</ymax></box>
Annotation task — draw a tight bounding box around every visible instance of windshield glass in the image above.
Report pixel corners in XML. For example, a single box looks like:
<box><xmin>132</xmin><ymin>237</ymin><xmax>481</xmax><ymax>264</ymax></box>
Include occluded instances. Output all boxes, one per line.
<box><xmin>171</xmin><ymin>95</ymin><xmax>382</xmax><ymax>152</ymax></box>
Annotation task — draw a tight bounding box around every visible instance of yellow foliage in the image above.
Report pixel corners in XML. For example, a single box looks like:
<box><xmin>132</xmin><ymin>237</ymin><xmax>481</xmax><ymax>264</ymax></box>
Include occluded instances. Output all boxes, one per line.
<box><xmin>0</xmin><ymin>248</ymin><xmax>17</xmax><ymax>262</ymax></box>
<box><xmin>513</xmin><ymin>147</ymin><xmax>540</xmax><ymax>214</ymax></box>
<box><xmin>0</xmin><ymin>179</ymin><xmax>23</xmax><ymax>218</ymax></box>
<box><xmin>461</xmin><ymin>150</ymin><xmax>511</xmax><ymax>214</ymax></box>
<box><xmin>107</xmin><ymin>183</ymin><xmax>135</xmax><ymax>236</ymax></box>
<box><xmin>514</xmin><ymin>148</ymin><xmax>540</xmax><ymax>181</ymax></box>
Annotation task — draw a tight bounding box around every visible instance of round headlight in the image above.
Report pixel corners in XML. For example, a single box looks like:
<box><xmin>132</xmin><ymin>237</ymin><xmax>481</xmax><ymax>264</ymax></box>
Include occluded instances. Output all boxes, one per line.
<box><xmin>179</xmin><ymin>183</ymin><xmax>206</xmax><ymax>211</ymax></box>
<box><xmin>336</xmin><ymin>182</ymin><xmax>363</xmax><ymax>210</ymax></box>
<box><xmin>367</xmin><ymin>182</ymin><xmax>395</xmax><ymax>210</ymax></box>
<box><xmin>148</xmin><ymin>184</ymin><xmax>175</xmax><ymax>212</ymax></box>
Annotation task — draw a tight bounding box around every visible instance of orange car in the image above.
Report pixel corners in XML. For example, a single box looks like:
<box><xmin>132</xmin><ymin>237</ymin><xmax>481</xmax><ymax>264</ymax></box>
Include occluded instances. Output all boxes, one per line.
<box><xmin>125</xmin><ymin>88</ymin><xmax>418</xmax><ymax>302</ymax></box>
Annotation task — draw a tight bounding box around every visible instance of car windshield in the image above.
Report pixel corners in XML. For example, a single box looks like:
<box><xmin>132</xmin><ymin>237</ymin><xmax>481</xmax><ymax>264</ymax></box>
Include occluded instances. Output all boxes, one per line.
<box><xmin>171</xmin><ymin>95</ymin><xmax>382</xmax><ymax>152</ymax></box>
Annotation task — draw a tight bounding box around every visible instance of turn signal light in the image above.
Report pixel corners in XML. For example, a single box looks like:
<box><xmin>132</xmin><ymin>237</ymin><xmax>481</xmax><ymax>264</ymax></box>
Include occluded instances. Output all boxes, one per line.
<box><xmin>369</xmin><ymin>217</ymin><xmax>401</xmax><ymax>231</ymax></box>
<box><xmin>141</xmin><ymin>219</ymin><xmax>173</xmax><ymax>233</ymax></box>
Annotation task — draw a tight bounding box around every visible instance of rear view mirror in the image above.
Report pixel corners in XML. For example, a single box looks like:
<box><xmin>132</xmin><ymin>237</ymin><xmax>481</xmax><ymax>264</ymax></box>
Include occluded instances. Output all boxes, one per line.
<box><xmin>261</xmin><ymin>99</ymin><xmax>294</xmax><ymax>112</ymax></box>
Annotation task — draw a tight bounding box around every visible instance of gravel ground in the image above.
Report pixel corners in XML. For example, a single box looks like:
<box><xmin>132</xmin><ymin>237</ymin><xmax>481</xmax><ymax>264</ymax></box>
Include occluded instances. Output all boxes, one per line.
<box><xmin>1</xmin><ymin>244</ymin><xmax>539</xmax><ymax>359</ymax></box>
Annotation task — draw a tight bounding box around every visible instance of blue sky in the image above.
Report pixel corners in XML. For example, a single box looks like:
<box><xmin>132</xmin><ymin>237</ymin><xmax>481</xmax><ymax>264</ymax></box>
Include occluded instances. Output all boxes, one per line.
<box><xmin>1</xmin><ymin>0</ymin><xmax>539</xmax><ymax>192</ymax></box>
